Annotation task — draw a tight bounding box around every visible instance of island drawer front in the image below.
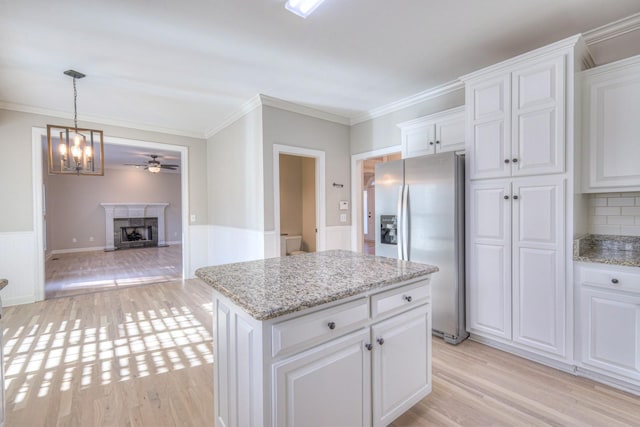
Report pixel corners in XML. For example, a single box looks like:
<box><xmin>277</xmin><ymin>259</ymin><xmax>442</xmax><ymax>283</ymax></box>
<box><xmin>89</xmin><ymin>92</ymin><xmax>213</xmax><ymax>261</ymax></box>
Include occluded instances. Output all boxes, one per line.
<box><xmin>371</xmin><ymin>280</ymin><xmax>430</xmax><ymax>319</ymax></box>
<box><xmin>577</xmin><ymin>265</ymin><xmax>640</xmax><ymax>294</ymax></box>
<box><xmin>272</xmin><ymin>298</ymin><xmax>370</xmax><ymax>358</ymax></box>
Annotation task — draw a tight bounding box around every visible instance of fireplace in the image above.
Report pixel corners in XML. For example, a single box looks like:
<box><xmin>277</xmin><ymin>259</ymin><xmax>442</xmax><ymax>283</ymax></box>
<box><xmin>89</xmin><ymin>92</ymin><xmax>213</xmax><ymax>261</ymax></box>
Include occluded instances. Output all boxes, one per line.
<box><xmin>100</xmin><ymin>203</ymin><xmax>169</xmax><ymax>251</ymax></box>
<box><xmin>114</xmin><ymin>217</ymin><xmax>158</xmax><ymax>249</ymax></box>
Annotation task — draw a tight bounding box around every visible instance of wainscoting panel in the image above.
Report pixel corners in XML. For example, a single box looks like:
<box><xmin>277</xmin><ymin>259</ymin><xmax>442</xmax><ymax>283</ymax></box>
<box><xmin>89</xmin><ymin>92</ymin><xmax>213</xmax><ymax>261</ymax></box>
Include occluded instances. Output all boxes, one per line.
<box><xmin>187</xmin><ymin>225</ymin><xmax>210</xmax><ymax>278</ymax></box>
<box><xmin>0</xmin><ymin>231</ymin><xmax>38</xmax><ymax>306</ymax></box>
<box><xmin>264</xmin><ymin>230</ymin><xmax>279</xmax><ymax>259</ymax></box>
<box><xmin>208</xmin><ymin>225</ymin><xmax>265</xmax><ymax>266</ymax></box>
<box><xmin>325</xmin><ymin>226</ymin><xmax>352</xmax><ymax>251</ymax></box>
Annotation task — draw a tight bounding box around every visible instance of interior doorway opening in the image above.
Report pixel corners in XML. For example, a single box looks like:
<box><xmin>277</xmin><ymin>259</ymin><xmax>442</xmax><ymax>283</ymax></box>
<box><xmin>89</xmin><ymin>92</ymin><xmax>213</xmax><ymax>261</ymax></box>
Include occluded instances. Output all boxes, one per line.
<box><xmin>350</xmin><ymin>148</ymin><xmax>402</xmax><ymax>254</ymax></box>
<box><xmin>35</xmin><ymin>129</ymin><xmax>189</xmax><ymax>300</ymax></box>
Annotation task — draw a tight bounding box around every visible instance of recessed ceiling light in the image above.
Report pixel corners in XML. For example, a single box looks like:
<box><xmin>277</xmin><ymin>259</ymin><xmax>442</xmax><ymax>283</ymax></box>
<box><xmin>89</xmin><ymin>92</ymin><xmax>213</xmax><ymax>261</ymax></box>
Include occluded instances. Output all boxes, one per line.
<box><xmin>285</xmin><ymin>0</ymin><xmax>326</xmax><ymax>18</ymax></box>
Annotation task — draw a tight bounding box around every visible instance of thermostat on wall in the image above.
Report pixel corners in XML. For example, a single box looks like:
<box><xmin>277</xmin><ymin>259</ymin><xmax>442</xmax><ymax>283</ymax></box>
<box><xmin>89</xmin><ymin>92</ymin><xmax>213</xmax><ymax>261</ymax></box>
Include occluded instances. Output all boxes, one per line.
<box><xmin>339</xmin><ymin>200</ymin><xmax>349</xmax><ymax>211</ymax></box>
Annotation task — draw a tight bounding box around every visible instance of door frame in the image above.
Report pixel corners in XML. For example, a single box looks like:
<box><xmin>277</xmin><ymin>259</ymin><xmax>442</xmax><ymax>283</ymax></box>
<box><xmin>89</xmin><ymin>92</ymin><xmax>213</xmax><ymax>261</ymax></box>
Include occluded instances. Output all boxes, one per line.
<box><xmin>350</xmin><ymin>146</ymin><xmax>402</xmax><ymax>253</ymax></box>
<box><xmin>31</xmin><ymin>127</ymin><xmax>190</xmax><ymax>301</ymax></box>
<box><xmin>273</xmin><ymin>144</ymin><xmax>326</xmax><ymax>255</ymax></box>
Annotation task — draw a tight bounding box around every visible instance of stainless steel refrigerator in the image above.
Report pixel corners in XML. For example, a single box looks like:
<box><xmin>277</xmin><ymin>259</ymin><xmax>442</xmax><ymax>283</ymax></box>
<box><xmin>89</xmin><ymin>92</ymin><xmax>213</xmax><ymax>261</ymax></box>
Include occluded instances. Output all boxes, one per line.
<box><xmin>375</xmin><ymin>152</ymin><xmax>468</xmax><ymax>344</ymax></box>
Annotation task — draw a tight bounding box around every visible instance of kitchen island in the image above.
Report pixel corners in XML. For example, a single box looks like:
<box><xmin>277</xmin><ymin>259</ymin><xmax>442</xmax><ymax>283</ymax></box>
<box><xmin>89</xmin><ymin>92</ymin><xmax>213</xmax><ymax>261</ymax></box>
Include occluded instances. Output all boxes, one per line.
<box><xmin>196</xmin><ymin>250</ymin><xmax>438</xmax><ymax>427</ymax></box>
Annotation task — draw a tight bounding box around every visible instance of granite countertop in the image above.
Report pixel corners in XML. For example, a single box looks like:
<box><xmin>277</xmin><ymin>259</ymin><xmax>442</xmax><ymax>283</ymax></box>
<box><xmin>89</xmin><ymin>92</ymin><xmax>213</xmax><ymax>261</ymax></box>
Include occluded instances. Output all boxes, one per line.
<box><xmin>0</xmin><ymin>279</ymin><xmax>7</xmax><ymax>291</ymax></box>
<box><xmin>196</xmin><ymin>250</ymin><xmax>438</xmax><ymax>321</ymax></box>
<box><xmin>574</xmin><ymin>234</ymin><xmax>640</xmax><ymax>267</ymax></box>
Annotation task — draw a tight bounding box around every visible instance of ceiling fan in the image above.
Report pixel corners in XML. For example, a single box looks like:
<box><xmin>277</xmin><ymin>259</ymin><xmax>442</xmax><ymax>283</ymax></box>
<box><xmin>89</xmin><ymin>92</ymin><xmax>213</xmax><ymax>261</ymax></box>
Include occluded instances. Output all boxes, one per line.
<box><xmin>125</xmin><ymin>154</ymin><xmax>179</xmax><ymax>173</ymax></box>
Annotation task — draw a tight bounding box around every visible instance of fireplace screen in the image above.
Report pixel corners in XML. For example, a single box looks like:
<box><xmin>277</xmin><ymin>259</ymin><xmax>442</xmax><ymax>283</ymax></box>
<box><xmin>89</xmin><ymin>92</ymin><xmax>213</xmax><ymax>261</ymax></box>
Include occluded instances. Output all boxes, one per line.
<box><xmin>113</xmin><ymin>217</ymin><xmax>159</xmax><ymax>249</ymax></box>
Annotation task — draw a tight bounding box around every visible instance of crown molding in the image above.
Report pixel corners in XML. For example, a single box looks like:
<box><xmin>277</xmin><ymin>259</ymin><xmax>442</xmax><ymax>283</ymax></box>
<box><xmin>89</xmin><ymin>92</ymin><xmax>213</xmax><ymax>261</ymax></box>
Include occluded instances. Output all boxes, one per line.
<box><xmin>583</xmin><ymin>12</ymin><xmax>640</xmax><ymax>45</ymax></box>
<box><xmin>0</xmin><ymin>101</ymin><xmax>205</xmax><ymax>139</ymax></box>
<box><xmin>259</xmin><ymin>94</ymin><xmax>350</xmax><ymax>126</ymax></box>
<box><xmin>349</xmin><ymin>80</ymin><xmax>464</xmax><ymax>126</ymax></box>
<box><xmin>204</xmin><ymin>94</ymin><xmax>262</xmax><ymax>139</ymax></box>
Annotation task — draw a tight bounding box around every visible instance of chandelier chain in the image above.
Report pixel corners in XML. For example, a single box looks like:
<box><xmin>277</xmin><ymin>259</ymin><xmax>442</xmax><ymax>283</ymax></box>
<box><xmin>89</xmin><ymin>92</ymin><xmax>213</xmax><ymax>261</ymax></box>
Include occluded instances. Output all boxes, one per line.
<box><xmin>73</xmin><ymin>76</ymin><xmax>78</xmax><ymax>132</ymax></box>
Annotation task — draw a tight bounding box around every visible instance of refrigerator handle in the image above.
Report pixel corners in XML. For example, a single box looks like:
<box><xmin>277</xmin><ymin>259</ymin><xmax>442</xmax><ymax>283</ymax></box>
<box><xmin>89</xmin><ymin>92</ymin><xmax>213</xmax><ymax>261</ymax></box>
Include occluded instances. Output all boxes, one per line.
<box><xmin>397</xmin><ymin>185</ymin><xmax>404</xmax><ymax>260</ymax></box>
<box><xmin>402</xmin><ymin>184</ymin><xmax>409</xmax><ymax>260</ymax></box>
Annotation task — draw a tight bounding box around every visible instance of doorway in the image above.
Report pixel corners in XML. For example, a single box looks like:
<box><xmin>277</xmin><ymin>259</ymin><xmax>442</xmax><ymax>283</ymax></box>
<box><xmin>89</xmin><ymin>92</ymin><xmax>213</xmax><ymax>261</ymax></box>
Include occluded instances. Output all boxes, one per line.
<box><xmin>350</xmin><ymin>148</ymin><xmax>402</xmax><ymax>254</ymax></box>
<box><xmin>273</xmin><ymin>144</ymin><xmax>326</xmax><ymax>257</ymax></box>
<box><xmin>32</xmin><ymin>128</ymin><xmax>190</xmax><ymax>300</ymax></box>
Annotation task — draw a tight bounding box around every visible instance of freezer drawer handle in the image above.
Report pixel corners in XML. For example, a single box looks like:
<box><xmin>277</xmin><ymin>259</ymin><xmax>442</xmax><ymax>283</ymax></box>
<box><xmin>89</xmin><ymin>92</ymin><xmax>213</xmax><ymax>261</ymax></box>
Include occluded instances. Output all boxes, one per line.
<box><xmin>376</xmin><ymin>338</ymin><xmax>385</xmax><ymax>346</ymax></box>
<box><xmin>404</xmin><ymin>295</ymin><xmax>413</xmax><ymax>302</ymax></box>
<box><xmin>327</xmin><ymin>321</ymin><xmax>336</xmax><ymax>330</ymax></box>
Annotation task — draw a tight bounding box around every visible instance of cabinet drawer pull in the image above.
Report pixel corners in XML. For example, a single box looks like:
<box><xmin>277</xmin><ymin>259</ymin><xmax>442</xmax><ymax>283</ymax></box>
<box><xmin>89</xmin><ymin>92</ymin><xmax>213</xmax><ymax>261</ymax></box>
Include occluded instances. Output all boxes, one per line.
<box><xmin>435</xmin><ymin>140</ymin><xmax>440</xmax><ymax>144</ymax></box>
<box><xmin>504</xmin><ymin>195</ymin><xmax>509</xmax><ymax>200</ymax></box>
<box><xmin>327</xmin><ymin>321</ymin><xmax>336</xmax><ymax>330</ymax></box>
<box><xmin>612</xmin><ymin>278</ymin><xmax>619</xmax><ymax>284</ymax></box>
<box><xmin>365</xmin><ymin>343</ymin><xmax>373</xmax><ymax>351</ymax></box>
<box><xmin>504</xmin><ymin>159</ymin><xmax>510</xmax><ymax>164</ymax></box>
<box><xmin>512</xmin><ymin>158</ymin><xmax>518</xmax><ymax>163</ymax></box>
<box><xmin>377</xmin><ymin>338</ymin><xmax>385</xmax><ymax>345</ymax></box>
<box><xmin>513</xmin><ymin>195</ymin><xmax>519</xmax><ymax>200</ymax></box>
<box><xmin>429</xmin><ymin>141</ymin><xmax>434</xmax><ymax>145</ymax></box>
<box><xmin>404</xmin><ymin>295</ymin><xmax>412</xmax><ymax>302</ymax></box>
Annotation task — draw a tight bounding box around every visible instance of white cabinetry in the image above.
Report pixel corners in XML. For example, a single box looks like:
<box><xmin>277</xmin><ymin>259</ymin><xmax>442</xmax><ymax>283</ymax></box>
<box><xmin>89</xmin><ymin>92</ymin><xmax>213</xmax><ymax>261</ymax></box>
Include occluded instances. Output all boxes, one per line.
<box><xmin>468</xmin><ymin>176</ymin><xmax>566</xmax><ymax>356</ymax></box>
<box><xmin>466</xmin><ymin>56</ymin><xmax>565</xmax><ymax>180</ymax></box>
<box><xmin>582</xmin><ymin>55</ymin><xmax>640</xmax><ymax>192</ymax></box>
<box><xmin>398</xmin><ymin>106</ymin><xmax>465</xmax><ymax>158</ymax></box>
<box><xmin>213</xmin><ymin>278</ymin><xmax>432</xmax><ymax>427</ymax></box>
<box><xmin>576</xmin><ymin>263</ymin><xmax>640</xmax><ymax>391</ymax></box>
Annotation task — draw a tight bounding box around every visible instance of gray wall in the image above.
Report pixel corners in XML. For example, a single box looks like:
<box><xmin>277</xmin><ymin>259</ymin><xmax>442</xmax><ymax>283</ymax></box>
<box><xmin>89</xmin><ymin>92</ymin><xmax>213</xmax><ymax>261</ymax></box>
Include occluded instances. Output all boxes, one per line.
<box><xmin>206</xmin><ymin>106</ymin><xmax>264</xmax><ymax>231</ymax></box>
<box><xmin>44</xmin><ymin>168</ymin><xmax>182</xmax><ymax>251</ymax></box>
<box><xmin>349</xmin><ymin>89</ymin><xmax>465</xmax><ymax>155</ymax></box>
<box><xmin>262</xmin><ymin>105</ymin><xmax>351</xmax><ymax>229</ymax></box>
<box><xmin>0</xmin><ymin>109</ymin><xmax>208</xmax><ymax>233</ymax></box>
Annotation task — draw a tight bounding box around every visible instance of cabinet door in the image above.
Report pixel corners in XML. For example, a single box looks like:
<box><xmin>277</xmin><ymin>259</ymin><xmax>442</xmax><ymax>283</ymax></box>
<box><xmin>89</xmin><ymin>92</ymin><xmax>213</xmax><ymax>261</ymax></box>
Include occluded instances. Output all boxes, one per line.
<box><xmin>581</xmin><ymin>288</ymin><xmax>640</xmax><ymax>381</ymax></box>
<box><xmin>512</xmin><ymin>176</ymin><xmax>565</xmax><ymax>356</ymax></box>
<box><xmin>435</xmin><ymin>112</ymin><xmax>465</xmax><ymax>153</ymax></box>
<box><xmin>584</xmin><ymin>63</ymin><xmax>640</xmax><ymax>191</ymax></box>
<box><xmin>512</xmin><ymin>56</ymin><xmax>566</xmax><ymax>177</ymax></box>
<box><xmin>372</xmin><ymin>306</ymin><xmax>431</xmax><ymax>427</ymax></box>
<box><xmin>273</xmin><ymin>329</ymin><xmax>371</xmax><ymax>427</ymax></box>
<box><xmin>467</xmin><ymin>180</ymin><xmax>512</xmax><ymax>340</ymax></box>
<box><xmin>467</xmin><ymin>74</ymin><xmax>512</xmax><ymax>179</ymax></box>
<box><xmin>402</xmin><ymin>124</ymin><xmax>436</xmax><ymax>158</ymax></box>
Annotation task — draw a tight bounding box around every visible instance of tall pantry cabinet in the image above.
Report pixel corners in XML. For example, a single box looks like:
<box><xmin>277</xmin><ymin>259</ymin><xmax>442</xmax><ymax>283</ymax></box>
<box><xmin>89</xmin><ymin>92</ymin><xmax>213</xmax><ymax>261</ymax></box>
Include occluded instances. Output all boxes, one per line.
<box><xmin>461</xmin><ymin>35</ymin><xmax>593</xmax><ymax>364</ymax></box>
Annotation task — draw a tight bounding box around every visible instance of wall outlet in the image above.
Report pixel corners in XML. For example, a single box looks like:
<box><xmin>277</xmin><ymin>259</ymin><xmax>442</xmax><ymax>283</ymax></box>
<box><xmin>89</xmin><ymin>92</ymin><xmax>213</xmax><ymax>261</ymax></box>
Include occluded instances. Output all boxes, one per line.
<box><xmin>340</xmin><ymin>213</ymin><xmax>347</xmax><ymax>223</ymax></box>
<box><xmin>89</xmin><ymin>236</ymin><xmax>94</xmax><ymax>242</ymax></box>
<box><xmin>190</xmin><ymin>214</ymin><xmax>196</xmax><ymax>223</ymax></box>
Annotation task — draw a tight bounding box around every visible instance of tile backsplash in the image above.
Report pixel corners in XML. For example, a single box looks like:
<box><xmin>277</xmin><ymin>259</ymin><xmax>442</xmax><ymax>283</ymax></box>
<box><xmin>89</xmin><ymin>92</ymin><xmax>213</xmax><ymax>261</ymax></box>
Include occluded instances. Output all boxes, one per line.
<box><xmin>588</xmin><ymin>192</ymin><xmax>640</xmax><ymax>236</ymax></box>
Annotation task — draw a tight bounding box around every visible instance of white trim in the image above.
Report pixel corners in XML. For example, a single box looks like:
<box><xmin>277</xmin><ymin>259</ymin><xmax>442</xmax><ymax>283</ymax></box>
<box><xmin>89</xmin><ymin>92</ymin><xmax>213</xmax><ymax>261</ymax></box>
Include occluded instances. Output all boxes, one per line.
<box><xmin>350</xmin><ymin>145</ymin><xmax>402</xmax><ymax>253</ymax></box>
<box><xmin>583</xmin><ymin>12</ymin><xmax>640</xmax><ymax>45</ymax></box>
<box><xmin>581</xmin><ymin>53</ymin><xmax>640</xmax><ymax>77</ymax></box>
<box><xmin>350</xmin><ymin>80</ymin><xmax>464</xmax><ymax>125</ymax></box>
<box><xmin>273</xmin><ymin>144</ymin><xmax>326</xmax><ymax>255</ymax></box>
<box><xmin>396</xmin><ymin>105</ymin><xmax>465</xmax><ymax>130</ymax></box>
<box><xmin>204</xmin><ymin>95</ymin><xmax>262</xmax><ymax>138</ymax></box>
<box><xmin>50</xmin><ymin>246</ymin><xmax>104</xmax><ymax>255</ymax></box>
<box><xmin>260</xmin><ymin>94</ymin><xmax>350</xmax><ymax>125</ymax></box>
<box><xmin>166</xmin><ymin>240</ymin><xmax>182</xmax><ymax>246</ymax></box>
<box><xmin>6</xmin><ymin>103</ymin><xmax>204</xmax><ymax>139</ymax></box>
<box><xmin>32</xmin><ymin>128</ymin><xmax>191</xmax><ymax>300</ymax></box>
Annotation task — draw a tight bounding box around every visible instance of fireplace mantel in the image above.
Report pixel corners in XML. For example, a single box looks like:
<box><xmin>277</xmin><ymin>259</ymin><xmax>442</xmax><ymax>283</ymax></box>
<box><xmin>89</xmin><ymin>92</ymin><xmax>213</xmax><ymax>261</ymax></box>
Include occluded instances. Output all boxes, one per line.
<box><xmin>100</xmin><ymin>203</ymin><xmax>169</xmax><ymax>251</ymax></box>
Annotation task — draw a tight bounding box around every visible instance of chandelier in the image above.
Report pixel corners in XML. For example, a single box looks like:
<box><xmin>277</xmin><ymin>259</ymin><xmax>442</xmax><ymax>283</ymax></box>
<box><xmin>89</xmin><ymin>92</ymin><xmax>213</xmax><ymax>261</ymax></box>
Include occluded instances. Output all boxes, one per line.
<box><xmin>48</xmin><ymin>70</ymin><xmax>104</xmax><ymax>176</ymax></box>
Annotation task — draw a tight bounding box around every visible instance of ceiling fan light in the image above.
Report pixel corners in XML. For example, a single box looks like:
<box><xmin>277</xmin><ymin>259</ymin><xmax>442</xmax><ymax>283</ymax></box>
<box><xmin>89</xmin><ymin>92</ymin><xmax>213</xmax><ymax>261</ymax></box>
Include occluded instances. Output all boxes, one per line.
<box><xmin>285</xmin><ymin>0</ymin><xmax>325</xmax><ymax>18</ymax></box>
<box><xmin>148</xmin><ymin>165</ymin><xmax>161</xmax><ymax>173</ymax></box>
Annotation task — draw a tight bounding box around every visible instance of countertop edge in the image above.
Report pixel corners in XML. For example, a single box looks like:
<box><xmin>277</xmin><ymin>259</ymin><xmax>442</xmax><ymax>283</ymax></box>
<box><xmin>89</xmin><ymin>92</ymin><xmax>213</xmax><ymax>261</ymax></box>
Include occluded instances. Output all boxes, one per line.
<box><xmin>573</xmin><ymin>256</ymin><xmax>640</xmax><ymax>268</ymax></box>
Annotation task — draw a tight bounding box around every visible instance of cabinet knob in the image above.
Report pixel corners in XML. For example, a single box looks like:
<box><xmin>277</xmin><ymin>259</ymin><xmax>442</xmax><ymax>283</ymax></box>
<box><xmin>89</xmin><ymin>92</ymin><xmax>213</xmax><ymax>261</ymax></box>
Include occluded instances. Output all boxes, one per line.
<box><xmin>404</xmin><ymin>295</ymin><xmax>412</xmax><ymax>302</ymax></box>
<box><xmin>504</xmin><ymin>159</ymin><xmax>510</xmax><ymax>164</ymax></box>
<box><xmin>504</xmin><ymin>195</ymin><xmax>510</xmax><ymax>200</ymax></box>
<box><xmin>435</xmin><ymin>140</ymin><xmax>440</xmax><ymax>144</ymax></box>
<box><xmin>429</xmin><ymin>141</ymin><xmax>434</xmax><ymax>145</ymax></box>
<box><xmin>377</xmin><ymin>338</ymin><xmax>385</xmax><ymax>346</ymax></box>
<box><xmin>612</xmin><ymin>278</ymin><xmax>619</xmax><ymax>284</ymax></box>
<box><xmin>512</xmin><ymin>158</ymin><xmax>518</xmax><ymax>163</ymax></box>
<box><xmin>513</xmin><ymin>195</ymin><xmax>519</xmax><ymax>200</ymax></box>
<box><xmin>365</xmin><ymin>343</ymin><xmax>373</xmax><ymax>351</ymax></box>
<box><xmin>327</xmin><ymin>321</ymin><xmax>336</xmax><ymax>330</ymax></box>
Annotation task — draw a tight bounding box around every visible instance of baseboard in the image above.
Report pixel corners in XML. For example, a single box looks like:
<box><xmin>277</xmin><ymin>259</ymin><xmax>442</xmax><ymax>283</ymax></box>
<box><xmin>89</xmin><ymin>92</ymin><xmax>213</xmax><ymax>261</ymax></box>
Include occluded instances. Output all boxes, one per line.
<box><xmin>165</xmin><ymin>240</ymin><xmax>182</xmax><ymax>245</ymax></box>
<box><xmin>576</xmin><ymin>367</ymin><xmax>640</xmax><ymax>396</ymax></box>
<box><xmin>2</xmin><ymin>294</ymin><xmax>36</xmax><ymax>307</ymax></box>
<box><xmin>50</xmin><ymin>246</ymin><xmax>105</xmax><ymax>255</ymax></box>
<box><xmin>469</xmin><ymin>334</ymin><xmax>575</xmax><ymax>374</ymax></box>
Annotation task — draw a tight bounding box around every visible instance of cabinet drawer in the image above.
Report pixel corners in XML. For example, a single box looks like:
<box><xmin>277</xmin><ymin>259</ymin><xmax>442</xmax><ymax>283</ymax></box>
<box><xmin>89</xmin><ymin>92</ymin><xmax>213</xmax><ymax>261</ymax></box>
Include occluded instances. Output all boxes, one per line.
<box><xmin>577</xmin><ymin>265</ymin><xmax>640</xmax><ymax>294</ymax></box>
<box><xmin>272</xmin><ymin>298</ymin><xmax>369</xmax><ymax>358</ymax></box>
<box><xmin>371</xmin><ymin>280</ymin><xmax>430</xmax><ymax>319</ymax></box>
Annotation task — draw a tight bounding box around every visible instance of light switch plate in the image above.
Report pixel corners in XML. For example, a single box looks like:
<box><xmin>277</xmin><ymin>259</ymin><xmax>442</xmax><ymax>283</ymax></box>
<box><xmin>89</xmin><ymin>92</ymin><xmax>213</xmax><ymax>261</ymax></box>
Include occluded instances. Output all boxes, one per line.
<box><xmin>339</xmin><ymin>200</ymin><xmax>349</xmax><ymax>211</ymax></box>
<box><xmin>340</xmin><ymin>213</ymin><xmax>347</xmax><ymax>222</ymax></box>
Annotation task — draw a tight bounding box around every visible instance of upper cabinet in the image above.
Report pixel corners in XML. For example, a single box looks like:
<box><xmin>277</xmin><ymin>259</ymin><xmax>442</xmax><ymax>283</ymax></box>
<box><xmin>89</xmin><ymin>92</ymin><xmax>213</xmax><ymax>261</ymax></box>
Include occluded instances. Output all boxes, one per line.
<box><xmin>398</xmin><ymin>106</ymin><xmax>465</xmax><ymax>159</ymax></box>
<box><xmin>463</xmin><ymin>51</ymin><xmax>568</xmax><ymax>180</ymax></box>
<box><xmin>582</xmin><ymin>55</ymin><xmax>640</xmax><ymax>192</ymax></box>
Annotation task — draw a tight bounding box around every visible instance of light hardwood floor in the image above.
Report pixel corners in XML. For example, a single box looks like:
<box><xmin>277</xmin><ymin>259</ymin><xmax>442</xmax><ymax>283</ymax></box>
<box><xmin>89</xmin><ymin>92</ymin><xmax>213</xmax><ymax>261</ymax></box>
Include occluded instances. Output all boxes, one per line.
<box><xmin>4</xmin><ymin>279</ymin><xmax>640</xmax><ymax>426</ymax></box>
<box><xmin>45</xmin><ymin>245</ymin><xmax>182</xmax><ymax>299</ymax></box>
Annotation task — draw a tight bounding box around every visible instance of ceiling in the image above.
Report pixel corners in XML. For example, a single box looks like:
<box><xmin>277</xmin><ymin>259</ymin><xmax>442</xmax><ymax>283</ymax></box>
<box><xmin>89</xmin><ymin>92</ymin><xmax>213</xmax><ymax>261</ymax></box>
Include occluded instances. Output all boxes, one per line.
<box><xmin>103</xmin><ymin>144</ymin><xmax>180</xmax><ymax>173</ymax></box>
<box><xmin>3</xmin><ymin>1</ymin><xmax>640</xmax><ymax>138</ymax></box>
